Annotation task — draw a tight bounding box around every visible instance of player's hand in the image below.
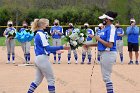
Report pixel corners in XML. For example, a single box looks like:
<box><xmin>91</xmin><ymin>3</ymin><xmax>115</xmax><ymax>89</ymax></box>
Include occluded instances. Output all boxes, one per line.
<box><xmin>94</xmin><ymin>36</ymin><xmax>100</xmax><ymax>41</ymax></box>
<box><xmin>63</xmin><ymin>45</ymin><xmax>70</xmax><ymax>50</ymax></box>
<box><xmin>131</xmin><ymin>23</ymin><xmax>135</xmax><ymax>26</ymax></box>
<box><xmin>56</xmin><ymin>50</ymin><xmax>64</xmax><ymax>54</ymax></box>
<box><xmin>83</xmin><ymin>44</ymin><xmax>88</xmax><ymax>50</ymax></box>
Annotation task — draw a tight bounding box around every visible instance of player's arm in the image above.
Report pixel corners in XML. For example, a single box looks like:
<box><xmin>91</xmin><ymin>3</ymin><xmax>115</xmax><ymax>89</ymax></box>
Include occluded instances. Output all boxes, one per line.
<box><xmin>56</xmin><ymin>27</ymin><xmax>63</xmax><ymax>36</ymax></box>
<box><xmin>133</xmin><ymin>27</ymin><xmax>139</xmax><ymax>34</ymax></box>
<box><xmin>3</xmin><ymin>29</ymin><xmax>8</xmax><ymax>37</ymax></box>
<box><xmin>94</xmin><ymin>26</ymin><xmax>115</xmax><ymax>48</ymax></box>
<box><xmin>50</xmin><ymin>27</ymin><xmax>55</xmax><ymax>36</ymax></box>
<box><xmin>83</xmin><ymin>42</ymin><xmax>97</xmax><ymax>50</ymax></box>
<box><xmin>126</xmin><ymin>26</ymin><xmax>133</xmax><ymax>35</ymax></box>
<box><xmin>45</xmin><ymin>45</ymin><xmax>64</xmax><ymax>53</ymax></box>
<box><xmin>95</xmin><ymin>36</ymin><xmax>113</xmax><ymax>48</ymax></box>
<box><xmin>89</xmin><ymin>30</ymin><xmax>94</xmax><ymax>38</ymax></box>
<box><xmin>118</xmin><ymin>28</ymin><xmax>125</xmax><ymax>37</ymax></box>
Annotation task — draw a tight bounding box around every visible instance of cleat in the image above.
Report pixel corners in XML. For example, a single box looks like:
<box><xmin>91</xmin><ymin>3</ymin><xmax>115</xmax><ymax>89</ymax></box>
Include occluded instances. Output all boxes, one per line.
<box><xmin>75</xmin><ymin>61</ymin><xmax>78</xmax><ymax>64</ymax></box>
<box><xmin>58</xmin><ymin>61</ymin><xmax>61</xmax><ymax>64</ymax></box>
<box><xmin>12</xmin><ymin>61</ymin><xmax>15</xmax><ymax>64</ymax></box>
<box><xmin>6</xmin><ymin>61</ymin><xmax>10</xmax><ymax>64</ymax></box>
<box><xmin>135</xmin><ymin>61</ymin><xmax>139</xmax><ymax>65</ymax></box>
<box><xmin>81</xmin><ymin>62</ymin><xmax>84</xmax><ymax>64</ymax></box>
<box><xmin>87</xmin><ymin>62</ymin><xmax>91</xmax><ymax>64</ymax></box>
<box><xmin>128</xmin><ymin>61</ymin><xmax>133</xmax><ymax>65</ymax></box>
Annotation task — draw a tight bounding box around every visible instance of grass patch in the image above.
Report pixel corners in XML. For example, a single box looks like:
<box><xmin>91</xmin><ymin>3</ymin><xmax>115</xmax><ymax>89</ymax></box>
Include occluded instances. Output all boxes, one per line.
<box><xmin>0</xmin><ymin>36</ymin><xmax>139</xmax><ymax>46</ymax></box>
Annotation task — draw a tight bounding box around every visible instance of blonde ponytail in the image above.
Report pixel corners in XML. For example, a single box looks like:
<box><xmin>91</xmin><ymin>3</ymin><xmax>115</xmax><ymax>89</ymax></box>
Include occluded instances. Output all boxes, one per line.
<box><xmin>31</xmin><ymin>18</ymin><xmax>49</xmax><ymax>32</ymax></box>
<box><xmin>31</xmin><ymin>19</ymin><xmax>39</xmax><ymax>32</ymax></box>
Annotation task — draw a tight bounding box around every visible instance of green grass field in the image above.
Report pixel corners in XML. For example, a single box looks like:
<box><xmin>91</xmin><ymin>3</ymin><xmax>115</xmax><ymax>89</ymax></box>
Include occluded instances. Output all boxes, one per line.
<box><xmin>0</xmin><ymin>36</ymin><xmax>139</xmax><ymax>46</ymax></box>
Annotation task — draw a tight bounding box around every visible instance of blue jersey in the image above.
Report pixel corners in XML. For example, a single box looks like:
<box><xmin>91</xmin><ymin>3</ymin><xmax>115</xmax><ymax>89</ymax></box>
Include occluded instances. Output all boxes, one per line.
<box><xmin>50</xmin><ymin>26</ymin><xmax>63</xmax><ymax>39</ymax></box>
<box><xmin>116</xmin><ymin>28</ymin><xmax>124</xmax><ymax>40</ymax></box>
<box><xmin>126</xmin><ymin>26</ymin><xmax>139</xmax><ymax>43</ymax></box>
<box><xmin>97</xmin><ymin>29</ymin><xmax>102</xmax><ymax>36</ymax></box>
<box><xmin>5</xmin><ymin>27</ymin><xmax>16</xmax><ymax>35</ymax></box>
<box><xmin>97</xmin><ymin>24</ymin><xmax>116</xmax><ymax>51</ymax></box>
<box><xmin>86</xmin><ymin>29</ymin><xmax>94</xmax><ymax>41</ymax></box>
<box><xmin>34</xmin><ymin>30</ymin><xmax>63</xmax><ymax>56</ymax></box>
<box><xmin>65</xmin><ymin>28</ymin><xmax>75</xmax><ymax>36</ymax></box>
<box><xmin>19</xmin><ymin>28</ymin><xmax>26</xmax><ymax>32</ymax></box>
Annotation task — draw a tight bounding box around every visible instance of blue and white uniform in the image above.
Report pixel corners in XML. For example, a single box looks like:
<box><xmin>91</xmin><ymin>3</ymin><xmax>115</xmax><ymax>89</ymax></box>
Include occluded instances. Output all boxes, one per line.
<box><xmin>4</xmin><ymin>27</ymin><xmax>16</xmax><ymax>63</ymax></box>
<box><xmin>96</xmin><ymin>28</ymin><xmax>103</xmax><ymax>63</ymax></box>
<box><xmin>82</xmin><ymin>28</ymin><xmax>94</xmax><ymax>64</ymax></box>
<box><xmin>66</xmin><ymin>28</ymin><xmax>78</xmax><ymax>64</ymax></box>
<box><xmin>27</xmin><ymin>30</ymin><xmax>63</xmax><ymax>93</ymax></box>
<box><xmin>19</xmin><ymin>28</ymin><xmax>31</xmax><ymax>63</ymax></box>
<box><xmin>50</xmin><ymin>26</ymin><xmax>63</xmax><ymax>64</ymax></box>
<box><xmin>97</xmin><ymin>24</ymin><xmax>117</xmax><ymax>93</ymax></box>
<box><xmin>116</xmin><ymin>27</ymin><xmax>124</xmax><ymax>63</ymax></box>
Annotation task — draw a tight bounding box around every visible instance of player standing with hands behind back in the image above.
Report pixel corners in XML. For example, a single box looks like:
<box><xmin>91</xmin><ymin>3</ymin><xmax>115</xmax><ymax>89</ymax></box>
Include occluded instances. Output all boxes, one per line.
<box><xmin>27</xmin><ymin>18</ymin><xmax>69</xmax><ymax>93</ymax></box>
<box><xmin>115</xmin><ymin>22</ymin><xmax>124</xmax><ymax>64</ymax></box>
<box><xmin>50</xmin><ymin>19</ymin><xmax>63</xmax><ymax>64</ymax></box>
<box><xmin>84</xmin><ymin>11</ymin><xmax>118</xmax><ymax>93</ymax></box>
<box><xmin>126</xmin><ymin>18</ymin><xmax>139</xmax><ymax>65</ymax></box>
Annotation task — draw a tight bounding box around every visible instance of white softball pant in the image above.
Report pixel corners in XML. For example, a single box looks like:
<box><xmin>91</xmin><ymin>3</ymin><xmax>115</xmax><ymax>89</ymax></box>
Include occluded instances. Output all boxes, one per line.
<box><xmin>52</xmin><ymin>39</ymin><xmax>61</xmax><ymax>46</ymax></box>
<box><xmin>82</xmin><ymin>40</ymin><xmax>93</xmax><ymax>55</ymax></box>
<box><xmin>21</xmin><ymin>42</ymin><xmax>31</xmax><ymax>54</ymax></box>
<box><xmin>116</xmin><ymin>40</ymin><xmax>123</xmax><ymax>53</ymax></box>
<box><xmin>34</xmin><ymin>55</ymin><xmax>55</xmax><ymax>86</ymax></box>
<box><xmin>6</xmin><ymin>39</ymin><xmax>15</xmax><ymax>54</ymax></box>
<box><xmin>100</xmin><ymin>51</ymin><xmax>117</xmax><ymax>83</ymax></box>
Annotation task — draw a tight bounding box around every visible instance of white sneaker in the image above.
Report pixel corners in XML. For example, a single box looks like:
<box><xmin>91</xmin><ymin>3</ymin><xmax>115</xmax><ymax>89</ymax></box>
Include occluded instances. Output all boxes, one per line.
<box><xmin>53</xmin><ymin>60</ymin><xmax>56</xmax><ymax>64</ymax></box>
<box><xmin>58</xmin><ymin>61</ymin><xmax>61</xmax><ymax>64</ymax></box>
<box><xmin>75</xmin><ymin>61</ymin><xmax>78</xmax><ymax>64</ymax></box>
<box><xmin>26</xmin><ymin>61</ymin><xmax>30</xmax><ymax>64</ymax></box>
<box><xmin>68</xmin><ymin>61</ymin><xmax>71</xmax><ymax>64</ymax></box>
<box><xmin>12</xmin><ymin>61</ymin><xmax>15</xmax><ymax>64</ymax></box>
<box><xmin>6</xmin><ymin>61</ymin><xmax>10</xmax><ymax>64</ymax></box>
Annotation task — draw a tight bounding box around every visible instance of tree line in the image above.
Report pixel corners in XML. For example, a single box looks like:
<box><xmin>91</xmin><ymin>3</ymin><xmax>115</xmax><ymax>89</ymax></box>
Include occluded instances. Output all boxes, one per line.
<box><xmin>0</xmin><ymin>0</ymin><xmax>140</xmax><ymax>26</ymax></box>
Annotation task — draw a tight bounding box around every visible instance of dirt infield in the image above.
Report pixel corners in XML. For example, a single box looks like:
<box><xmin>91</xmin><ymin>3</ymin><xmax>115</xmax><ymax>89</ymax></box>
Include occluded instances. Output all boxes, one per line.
<box><xmin>0</xmin><ymin>46</ymin><xmax>140</xmax><ymax>93</ymax></box>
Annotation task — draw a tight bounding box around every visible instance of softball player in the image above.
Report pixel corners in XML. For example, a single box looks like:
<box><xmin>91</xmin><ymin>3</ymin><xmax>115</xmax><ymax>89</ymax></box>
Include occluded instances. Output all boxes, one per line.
<box><xmin>84</xmin><ymin>11</ymin><xmax>118</xmax><ymax>93</ymax></box>
<box><xmin>3</xmin><ymin>21</ymin><xmax>16</xmax><ymax>64</ymax></box>
<box><xmin>96</xmin><ymin>23</ymin><xmax>104</xmax><ymax>63</ymax></box>
<box><xmin>66</xmin><ymin>23</ymin><xmax>78</xmax><ymax>64</ymax></box>
<box><xmin>19</xmin><ymin>22</ymin><xmax>31</xmax><ymax>64</ymax></box>
<box><xmin>81</xmin><ymin>23</ymin><xmax>94</xmax><ymax>64</ymax></box>
<box><xmin>27</xmin><ymin>18</ymin><xmax>69</xmax><ymax>93</ymax></box>
<box><xmin>115</xmin><ymin>22</ymin><xmax>124</xmax><ymax>64</ymax></box>
<box><xmin>50</xmin><ymin>19</ymin><xmax>63</xmax><ymax>64</ymax></box>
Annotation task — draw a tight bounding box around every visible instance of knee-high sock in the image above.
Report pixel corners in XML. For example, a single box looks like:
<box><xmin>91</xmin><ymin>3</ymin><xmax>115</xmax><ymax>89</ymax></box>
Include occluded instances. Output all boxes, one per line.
<box><xmin>97</xmin><ymin>55</ymin><xmax>100</xmax><ymax>62</ymax></box>
<box><xmin>24</xmin><ymin>54</ymin><xmax>28</xmax><ymax>62</ymax></box>
<box><xmin>8</xmin><ymin>54</ymin><xmax>10</xmax><ymax>61</ymax></box>
<box><xmin>58</xmin><ymin>54</ymin><xmax>61</xmax><ymax>61</ymax></box>
<box><xmin>54</xmin><ymin>54</ymin><xmax>56</xmax><ymax>61</ymax></box>
<box><xmin>74</xmin><ymin>54</ymin><xmax>78</xmax><ymax>61</ymax></box>
<box><xmin>120</xmin><ymin>53</ymin><xmax>123</xmax><ymax>62</ymax></box>
<box><xmin>12</xmin><ymin>53</ymin><xmax>15</xmax><ymax>61</ymax></box>
<box><xmin>106</xmin><ymin>82</ymin><xmax>114</xmax><ymax>93</ymax></box>
<box><xmin>88</xmin><ymin>55</ymin><xmax>92</xmax><ymax>62</ymax></box>
<box><xmin>68</xmin><ymin>54</ymin><xmax>71</xmax><ymax>61</ymax></box>
<box><xmin>27</xmin><ymin>82</ymin><xmax>38</xmax><ymax>93</ymax></box>
<box><xmin>27</xmin><ymin>53</ymin><xmax>30</xmax><ymax>61</ymax></box>
<box><xmin>82</xmin><ymin>54</ymin><xmax>86</xmax><ymax>62</ymax></box>
<box><xmin>48</xmin><ymin>85</ymin><xmax>55</xmax><ymax>93</ymax></box>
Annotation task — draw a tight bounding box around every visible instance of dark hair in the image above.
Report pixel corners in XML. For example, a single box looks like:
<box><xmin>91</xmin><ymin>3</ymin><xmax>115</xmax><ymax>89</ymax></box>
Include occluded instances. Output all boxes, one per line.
<box><xmin>105</xmin><ymin>11</ymin><xmax>118</xmax><ymax>19</ymax></box>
